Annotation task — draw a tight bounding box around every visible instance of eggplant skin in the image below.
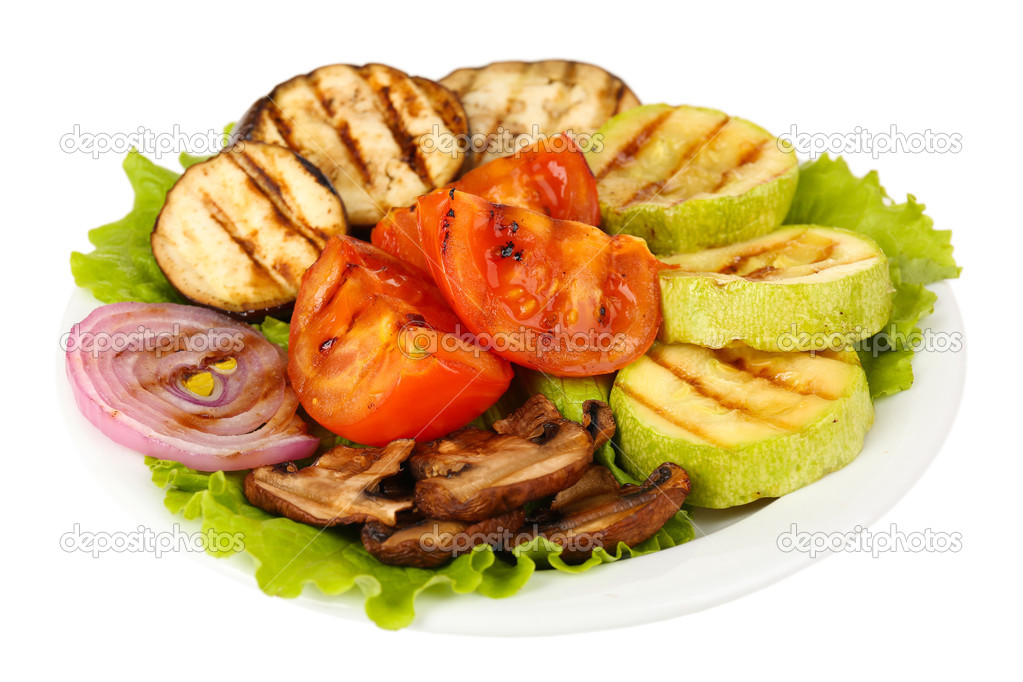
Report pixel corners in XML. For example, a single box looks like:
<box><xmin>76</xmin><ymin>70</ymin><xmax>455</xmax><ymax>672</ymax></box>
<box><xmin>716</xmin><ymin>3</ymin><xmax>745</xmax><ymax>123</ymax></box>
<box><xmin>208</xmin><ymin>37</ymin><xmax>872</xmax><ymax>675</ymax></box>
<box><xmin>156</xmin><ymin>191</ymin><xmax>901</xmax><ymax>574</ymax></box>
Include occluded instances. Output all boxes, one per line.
<box><xmin>235</xmin><ymin>63</ymin><xmax>469</xmax><ymax>225</ymax></box>
<box><xmin>151</xmin><ymin>141</ymin><xmax>347</xmax><ymax>319</ymax></box>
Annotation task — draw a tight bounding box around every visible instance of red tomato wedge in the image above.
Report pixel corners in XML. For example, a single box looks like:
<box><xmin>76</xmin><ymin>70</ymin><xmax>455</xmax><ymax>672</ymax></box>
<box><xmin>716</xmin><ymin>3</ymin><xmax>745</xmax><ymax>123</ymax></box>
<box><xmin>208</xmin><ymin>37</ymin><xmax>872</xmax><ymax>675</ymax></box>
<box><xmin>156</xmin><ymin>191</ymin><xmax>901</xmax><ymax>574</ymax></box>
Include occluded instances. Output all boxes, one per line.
<box><xmin>288</xmin><ymin>236</ymin><xmax>512</xmax><ymax>445</ymax></box>
<box><xmin>371</xmin><ymin>134</ymin><xmax>599</xmax><ymax>273</ymax></box>
<box><xmin>417</xmin><ymin>189</ymin><xmax>662</xmax><ymax>376</ymax></box>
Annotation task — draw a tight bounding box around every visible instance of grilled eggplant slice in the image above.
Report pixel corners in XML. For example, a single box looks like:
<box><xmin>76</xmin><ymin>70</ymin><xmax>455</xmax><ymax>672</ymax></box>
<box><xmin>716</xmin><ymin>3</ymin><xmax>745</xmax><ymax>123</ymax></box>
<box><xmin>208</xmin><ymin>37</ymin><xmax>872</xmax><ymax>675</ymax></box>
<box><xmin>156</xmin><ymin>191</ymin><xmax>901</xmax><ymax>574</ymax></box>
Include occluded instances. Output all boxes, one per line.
<box><xmin>244</xmin><ymin>439</ymin><xmax>414</xmax><ymax>526</ymax></box>
<box><xmin>587</xmin><ymin>104</ymin><xmax>799</xmax><ymax>255</ymax></box>
<box><xmin>527</xmin><ymin>463</ymin><xmax>691</xmax><ymax>563</ymax></box>
<box><xmin>439</xmin><ymin>60</ymin><xmax>640</xmax><ymax>168</ymax></box>
<box><xmin>236</xmin><ymin>63</ymin><xmax>468</xmax><ymax>225</ymax></box>
<box><xmin>659</xmin><ymin>226</ymin><xmax>894</xmax><ymax>350</ymax></box>
<box><xmin>151</xmin><ymin>141</ymin><xmax>346</xmax><ymax>319</ymax></box>
<box><xmin>361</xmin><ymin>508</ymin><xmax>525</xmax><ymax>568</ymax></box>
<box><xmin>611</xmin><ymin>342</ymin><xmax>873</xmax><ymax>508</ymax></box>
<box><xmin>409</xmin><ymin>395</ymin><xmax>606</xmax><ymax>521</ymax></box>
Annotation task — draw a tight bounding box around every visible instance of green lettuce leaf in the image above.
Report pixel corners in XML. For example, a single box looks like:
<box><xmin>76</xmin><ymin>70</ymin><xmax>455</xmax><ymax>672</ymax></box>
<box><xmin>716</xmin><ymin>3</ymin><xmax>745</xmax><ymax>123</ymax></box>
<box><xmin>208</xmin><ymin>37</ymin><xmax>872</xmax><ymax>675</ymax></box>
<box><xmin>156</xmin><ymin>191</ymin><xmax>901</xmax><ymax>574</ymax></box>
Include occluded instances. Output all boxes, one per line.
<box><xmin>146</xmin><ymin>456</ymin><xmax>693</xmax><ymax>629</ymax></box>
<box><xmin>253</xmin><ymin>317</ymin><xmax>291</xmax><ymax>350</ymax></box>
<box><xmin>784</xmin><ymin>155</ymin><xmax>959</xmax><ymax>397</ymax></box>
<box><xmin>70</xmin><ymin>151</ymin><xmax>183</xmax><ymax>304</ymax></box>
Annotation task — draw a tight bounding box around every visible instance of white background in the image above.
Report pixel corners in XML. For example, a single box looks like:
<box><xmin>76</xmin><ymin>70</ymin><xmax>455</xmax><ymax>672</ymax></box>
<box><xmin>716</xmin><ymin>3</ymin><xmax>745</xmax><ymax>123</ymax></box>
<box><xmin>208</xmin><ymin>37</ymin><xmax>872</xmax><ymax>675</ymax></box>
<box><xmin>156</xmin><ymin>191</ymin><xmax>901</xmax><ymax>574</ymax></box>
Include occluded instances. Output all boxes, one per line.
<box><xmin>5</xmin><ymin>1</ymin><xmax>1018</xmax><ymax>678</ymax></box>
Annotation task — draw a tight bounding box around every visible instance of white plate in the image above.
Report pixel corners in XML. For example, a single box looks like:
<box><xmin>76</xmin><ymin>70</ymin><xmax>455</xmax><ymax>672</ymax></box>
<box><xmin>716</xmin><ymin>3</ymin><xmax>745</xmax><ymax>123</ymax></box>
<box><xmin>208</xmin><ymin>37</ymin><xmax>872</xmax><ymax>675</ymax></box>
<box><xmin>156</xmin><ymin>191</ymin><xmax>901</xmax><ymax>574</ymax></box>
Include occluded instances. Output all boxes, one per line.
<box><xmin>57</xmin><ymin>282</ymin><xmax>965</xmax><ymax>636</ymax></box>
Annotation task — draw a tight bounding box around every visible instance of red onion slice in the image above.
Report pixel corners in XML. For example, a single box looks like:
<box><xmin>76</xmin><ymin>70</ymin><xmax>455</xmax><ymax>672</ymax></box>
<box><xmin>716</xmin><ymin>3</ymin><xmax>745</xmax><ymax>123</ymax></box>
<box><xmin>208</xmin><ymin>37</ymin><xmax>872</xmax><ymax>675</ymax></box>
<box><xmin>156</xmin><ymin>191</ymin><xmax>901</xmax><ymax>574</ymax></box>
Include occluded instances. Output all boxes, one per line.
<box><xmin>65</xmin><ymin>302</ymin><xmax>319</xmax><ymax>471</ymax></box>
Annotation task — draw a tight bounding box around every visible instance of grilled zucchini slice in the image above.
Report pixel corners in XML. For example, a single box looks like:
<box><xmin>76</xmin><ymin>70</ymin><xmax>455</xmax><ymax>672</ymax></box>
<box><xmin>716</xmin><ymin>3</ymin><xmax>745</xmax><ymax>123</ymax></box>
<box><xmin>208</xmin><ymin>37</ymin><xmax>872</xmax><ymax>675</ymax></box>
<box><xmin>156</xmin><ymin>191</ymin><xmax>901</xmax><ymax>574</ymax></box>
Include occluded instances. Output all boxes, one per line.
<box><xmin>440</xmin><ymin>60</ymin><xmax>639</xmax><ymax>168</ymax></box>
<box><xmin>587</xmin><ymin>104</ymin><xmax>799</xmax><ymax>255</ymax></box>
<box><xmin>151</xmin><ymin>142</ymin><xmax>346</xmax><ymax>319</ymax></box>
<box><xmin>611</xmin><ymin>342</ymin><xmax>873</xmax><ymax>508</ymax></box>
<box><xmin>236</xmin><ymin>63</ymin><xmax>468</xmax><ymax>225</ymax></box>
<box><xmin>659</xmin><ymin>226</ymin><xmax>893</xmax><ymax>351</ymax></box>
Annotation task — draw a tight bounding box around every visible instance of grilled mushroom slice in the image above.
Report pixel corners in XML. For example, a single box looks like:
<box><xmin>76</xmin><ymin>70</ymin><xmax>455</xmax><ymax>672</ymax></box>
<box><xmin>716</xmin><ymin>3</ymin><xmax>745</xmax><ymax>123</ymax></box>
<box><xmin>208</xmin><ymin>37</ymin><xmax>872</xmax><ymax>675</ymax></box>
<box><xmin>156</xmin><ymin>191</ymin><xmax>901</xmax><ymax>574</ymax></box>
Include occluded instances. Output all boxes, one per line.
<box><xmin>550</xmin><ymin>464</ymin><xmax>620</xmax><ymax>512</ymax></box>
<box><xmin>361</xmin><ymin>508</ymin><xmax>526</xmax><ymax>568</ymax></box>
<box><xmin>527</xmin><ymin>463</ymin><xmax>691</xmax><ymax>563</ymax></box>
<box><xmin>581</xmin><ymin>399</ymin><xmax>616</xmax><ymax>450</ymax></box>
<box><xmin>439</xmin><ymin>60</ymin><xmax>640</xmax><ymax>168</ymax></box>
<box><xmin>244</xmin><ymin>439</ymin><xmax>414</xmax><ymax>526</ymax></box>
<box><xmin>410</xmin><ymin>395</ymin><xmax>603</xmax><ymax>521</ymax></box>
<box><xmin>236</xmin><ymin>63</ymin><xmax>468</xmax><ymax>225</ymax></box>
<box><xmin>151</xmin><ymin>141</ymin><xmax>347</xmax><ymax>320</ymax></box>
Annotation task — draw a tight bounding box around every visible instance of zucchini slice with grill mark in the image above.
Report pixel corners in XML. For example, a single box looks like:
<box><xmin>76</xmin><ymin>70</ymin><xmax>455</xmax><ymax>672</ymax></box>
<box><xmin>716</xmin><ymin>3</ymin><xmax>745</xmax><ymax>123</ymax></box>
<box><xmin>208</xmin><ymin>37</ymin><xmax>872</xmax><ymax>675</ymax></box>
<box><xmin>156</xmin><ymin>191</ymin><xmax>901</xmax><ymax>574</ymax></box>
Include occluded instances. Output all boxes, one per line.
<box><xmin>151</xmin><ymin>141</ymin><xmax>347</xmax><ymax>319</ymax></box>
<box><xmin>236</xmin><ymin>63</ymin><xmax>468</xmax><ymax>225</ymax></box>
<box><xmin>586</xmin><ymin>104</ymin><xmax>799</xmax><ymax>255</ymax></box>
<box><xmin>610</xmin><ymin>342</ymin><xmax>873</xmax><ymax>508</ymax></box>
<box><xmin>440</xmin><ymin>60</ymin><xmax>640</xmax><ymax>169</ymax></box>
<box><xmin>659</xmin><ymin>226</ymin><xmax>894</xmax><ymax>351</ymax></box>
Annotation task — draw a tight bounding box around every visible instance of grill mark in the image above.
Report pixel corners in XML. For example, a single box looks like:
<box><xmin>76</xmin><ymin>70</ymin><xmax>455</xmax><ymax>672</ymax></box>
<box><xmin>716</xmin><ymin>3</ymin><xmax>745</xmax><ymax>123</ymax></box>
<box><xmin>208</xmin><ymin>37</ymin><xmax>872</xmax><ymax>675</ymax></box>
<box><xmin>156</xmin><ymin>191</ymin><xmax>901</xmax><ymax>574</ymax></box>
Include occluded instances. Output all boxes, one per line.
<box><xmin>197</xmin><ymin>191</ymin><xmax>287</xmax><ymax>289</ymax></box>
<box><xmin>618</xmin><ymin>384</ymin><xmax>724</xmax><ymax>447</ymax></box>
<box><xmin>612</xmin><ymin>81</ymin><xmax>627</xmax><ymax>114</ymax></box>
<box><xmin>416</xmin><ymin>77</ymin><xmax>466</xmax><ymax>140</ymax></box>
<box><xmin>743</xmin><ymin>266</ymin><xmax>779</xmax><ymax>280</ymax></box>
<box><xmin>306</xmin><ymin>76</ymin><xmax>373</xmax><ymax>186</ymax></box>
<box><xmin>265</xmin><ymin>100</ymin><xmax>297</xmax><ymax>147</ymax></box>
<box><xmin>371</xmin><ymin>80</ymin><xmax>433</xmax><ymax>187</ymax></box>
<box><xmin>490</xmin><ymin>62</ymin><xmax>532</xmax><ymax>143</ymax></box>
<box><xmin>718</xmin><ymin>354</ymin><xmax>828</xmax><ymax>399</ymax></box>
<box><xmin>594</xmin><ymin>109</ymin><xmax>674</xmax><ymax>180</ymax></box>
<box><xmin>334</xmin><ymin>119</ymin><xmax>372</xmax><ymax>185</ymax></box>
<box><xmin>625</xmin><ymin>116</ymin><xmax>732</xmax><ymax>206</ymax></box>
<box><xmin>718</xmin><ymin>231</ymin><xmax>810</xmax><ymax>275</ymax></box>
<box><xmin>709</xmin><ymin>139</ymin><xmax>770</xmax><ymax>193</ymax></box>
<box><xmin>646</xmin><ymin>352</ymin><xmax>798</xmax><ymax>431</ymax></box>
<box><xmin>226</xmin><ymin>152</ymin><xmax>327</xmax><ymax>252</ymax></box>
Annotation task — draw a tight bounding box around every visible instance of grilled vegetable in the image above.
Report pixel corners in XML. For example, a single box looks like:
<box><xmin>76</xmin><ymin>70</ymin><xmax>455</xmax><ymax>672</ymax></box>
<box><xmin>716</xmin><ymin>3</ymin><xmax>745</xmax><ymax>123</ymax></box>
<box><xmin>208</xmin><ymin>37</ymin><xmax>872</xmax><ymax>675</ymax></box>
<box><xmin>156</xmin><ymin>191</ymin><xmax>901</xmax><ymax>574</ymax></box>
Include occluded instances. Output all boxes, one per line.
<box><xmin>244</xmin><ymin>439</ymin><xmax>415</xmax><ymax>527</ymax></box>
<box><xmin>611</xmin><ymin>342</ymin><xmax>873</xmax><ymax>508</ymax></box>
<box><xmin>416</xmin><ymin>189</ymin><xmax>662</xmax><ymax>376</ymax></box>
<box><xmin>370</xmin><ymin>134</ymin><xmax>600</xmax><ymax>273</ymax></box>
<box><xmin>526</xmin><ymin>463</ymin><xmax>691</xmax><ymax>562</ymax></box>
<box><xmin>440</xmin><ymin>60</ymin><xmax>640</xmax><ymax>168</ymax></box>
<box><xmin>151</xmin><ymin>141</ymin><xmax>346</xmax><ymax>319</ymax></box>
<box><xmin>409</xmin><ymin>395</ymin><xmax>605</xmax><ymax>521</ymax></box>
<box><xmin>659</xmin><ymin>226</ymin><xmax>894</xmax><ymax>351</ymax></box>
<box><xmin>287</xmin><ymin>236</ymin><xmax>512</xmax><ymax>447</ymax></box>
<box><xmin>236</xmin><ymin>63</ymin><xmax>468</xmax><ymax>225</ymax></box>
<box><xmin>587</xmin><ymin>104</ymin><xmax>799</xmax><ymax>255</ymax></box>
<box><xmin>361</xmin><ymin>508</ymin><xmax>525</xmax><ymax>568</ymax></box>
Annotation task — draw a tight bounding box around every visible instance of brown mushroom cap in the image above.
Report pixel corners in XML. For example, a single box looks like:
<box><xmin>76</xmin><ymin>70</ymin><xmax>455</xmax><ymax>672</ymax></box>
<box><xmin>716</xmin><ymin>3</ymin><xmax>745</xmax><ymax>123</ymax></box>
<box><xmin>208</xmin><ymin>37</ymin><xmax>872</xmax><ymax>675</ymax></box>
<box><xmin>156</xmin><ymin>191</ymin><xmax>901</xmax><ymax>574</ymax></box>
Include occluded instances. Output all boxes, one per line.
<box><xmin>244</xmin><ymin>440</ymin><xmax>415</xmax><ymax>526</ymax></box>
<box><xmin>411</xmin><ymin>395</ymin><xmax>597</xmax><ymax>521</ymax></box>
<box><xmin>361</xmin><ymin>508</ymin><xmax>526</xmax><ymax>568</ymax></box>
<box><xmin>527</xmin><ymin>462</ymin><xmax>691</xmax><ymax>563</ymax></box>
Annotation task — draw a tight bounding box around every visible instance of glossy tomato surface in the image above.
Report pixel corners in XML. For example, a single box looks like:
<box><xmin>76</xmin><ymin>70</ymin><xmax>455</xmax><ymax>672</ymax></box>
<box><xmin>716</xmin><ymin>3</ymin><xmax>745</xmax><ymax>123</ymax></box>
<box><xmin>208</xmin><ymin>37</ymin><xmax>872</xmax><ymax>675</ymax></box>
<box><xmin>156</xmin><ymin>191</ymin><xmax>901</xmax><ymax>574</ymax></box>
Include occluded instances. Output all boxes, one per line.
<box><xmin>371</xmin><ymin>134</ymin><xmax>599</xmax><ymax>273</ymax></box>
<box><xmin>417</xmin><ymin>190</ymin><xmax>662</xmax><ymax>376</ymax></box>
<box><xmin>288</xmin><ymin>236</ymin><xmax>512</xmax><ymax>445</ymax></box>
